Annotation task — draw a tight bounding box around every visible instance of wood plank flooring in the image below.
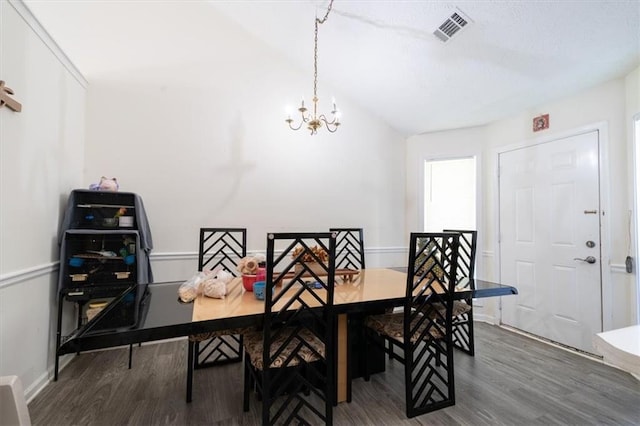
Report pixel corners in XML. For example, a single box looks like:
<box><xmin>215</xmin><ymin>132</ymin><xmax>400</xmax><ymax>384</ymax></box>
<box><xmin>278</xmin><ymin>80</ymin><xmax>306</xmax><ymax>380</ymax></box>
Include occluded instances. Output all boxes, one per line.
<box><xmin>29</xmin><ymin>322</ymin><xmax>640</xmax><ymax>425</ymax></box>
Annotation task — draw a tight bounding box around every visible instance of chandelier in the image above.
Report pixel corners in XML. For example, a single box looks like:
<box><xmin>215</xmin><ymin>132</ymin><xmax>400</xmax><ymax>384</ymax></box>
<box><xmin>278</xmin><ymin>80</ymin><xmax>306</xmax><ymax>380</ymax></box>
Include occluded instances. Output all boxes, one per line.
<box><xmin>286</xmin><ymin>0</ymin><xmax>341</xmax><ymax>135</ymax></box>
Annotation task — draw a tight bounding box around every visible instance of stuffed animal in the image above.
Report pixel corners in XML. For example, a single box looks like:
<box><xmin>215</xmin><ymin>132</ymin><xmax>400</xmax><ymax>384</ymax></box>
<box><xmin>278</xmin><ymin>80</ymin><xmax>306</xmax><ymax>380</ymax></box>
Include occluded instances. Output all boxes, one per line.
<box><xmin>237</xmin><ymin>256</ymin><xmax>260</xmax><ymax>275</ymax></box>
<box><xmin>202</xmin><ymin>269</ymin><xmax>233</xmax><ymax>299</ymax></box>
<box><xmin>89</xmin><ymin>176</ymin><xmax>119</xmax><ymax>191</ymax></box>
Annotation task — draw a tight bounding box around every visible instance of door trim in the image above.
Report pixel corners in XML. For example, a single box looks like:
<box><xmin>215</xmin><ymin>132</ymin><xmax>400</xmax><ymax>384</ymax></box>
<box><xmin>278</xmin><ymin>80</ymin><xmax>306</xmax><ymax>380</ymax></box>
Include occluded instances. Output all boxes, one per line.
<box><xmin>493</xmin><ymin>121</ymin><xmax>612</xmax><ymax>331</ymax></box>
<box><xmin>418</xmin><ymin>153</ymin><xmax>483</xmax><ymax>277</ymax></box>
<box><xmin>632</xmin><ymin>112</ymin><xmax>640</xmax><ymax>324</ymax></box>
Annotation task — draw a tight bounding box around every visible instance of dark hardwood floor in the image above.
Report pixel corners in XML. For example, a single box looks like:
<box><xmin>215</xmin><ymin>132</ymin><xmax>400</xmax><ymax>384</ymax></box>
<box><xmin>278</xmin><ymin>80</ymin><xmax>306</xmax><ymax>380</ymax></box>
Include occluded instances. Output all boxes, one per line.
<box><xmin>29</xmin><ymin>322</ymin><xmax>640</xmax><ymax>425</ymax></box>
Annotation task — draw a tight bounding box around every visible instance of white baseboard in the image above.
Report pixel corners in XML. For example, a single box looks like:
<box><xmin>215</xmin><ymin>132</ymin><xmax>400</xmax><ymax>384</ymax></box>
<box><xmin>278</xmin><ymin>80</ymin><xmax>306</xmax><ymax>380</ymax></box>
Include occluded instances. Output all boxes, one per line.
<box><xmin>26</xmin><ymin>337</ymin><xmax>189</xmax><ymax>403</ymax></box>
<box><xmin>473</xmin><ymin>313</ymin><xmax>497</xmax><ymax>324</ymax></box>
<box><xmin>25</xmin><ymin>354</ymin><xmax>73</xmax><ymax>404</ymax></box>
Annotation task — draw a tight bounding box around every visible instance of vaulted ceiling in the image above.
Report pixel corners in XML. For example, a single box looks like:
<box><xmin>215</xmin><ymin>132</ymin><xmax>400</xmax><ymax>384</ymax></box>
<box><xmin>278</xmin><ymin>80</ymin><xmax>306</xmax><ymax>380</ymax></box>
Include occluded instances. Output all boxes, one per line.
<box><xmin>24</xmin><ymin>0</ymin><xmax>640</xmax><ymax>136</ymax></box>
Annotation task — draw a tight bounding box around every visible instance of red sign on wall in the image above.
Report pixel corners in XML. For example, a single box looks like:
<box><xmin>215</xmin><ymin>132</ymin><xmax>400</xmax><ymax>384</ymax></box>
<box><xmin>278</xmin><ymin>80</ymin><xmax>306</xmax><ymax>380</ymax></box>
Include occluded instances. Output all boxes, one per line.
<box><xmin>533</xmin><ymin>114</ymin><xmax>549</xmax><ymax>132</ymax></box>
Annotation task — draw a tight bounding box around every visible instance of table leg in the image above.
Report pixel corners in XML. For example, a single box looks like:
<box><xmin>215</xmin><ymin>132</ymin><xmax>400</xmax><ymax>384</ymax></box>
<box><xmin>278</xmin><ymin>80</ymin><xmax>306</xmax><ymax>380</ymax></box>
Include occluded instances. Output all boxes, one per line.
<box><xmin>186</xmin><ymin>341</ymin><xmax>194</xmax><ymax>403</ymax></box>
<box><xmin>54</xmin><ymin>294</ymin><xmax>64</xmax><ymax>381</ymax></box>
<box><xmin>337</xmin><ymin>314</ymin><xmax>348</xmax><ymax>403</ymax></box>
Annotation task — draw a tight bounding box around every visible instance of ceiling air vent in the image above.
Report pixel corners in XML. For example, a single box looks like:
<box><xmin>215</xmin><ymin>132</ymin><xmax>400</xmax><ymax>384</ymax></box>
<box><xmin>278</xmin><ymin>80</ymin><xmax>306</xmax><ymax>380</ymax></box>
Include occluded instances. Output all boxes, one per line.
<box><xmin>433</xmin><ymin>10</ymin><xmax>471</xmax><ymax>42</ymax></box>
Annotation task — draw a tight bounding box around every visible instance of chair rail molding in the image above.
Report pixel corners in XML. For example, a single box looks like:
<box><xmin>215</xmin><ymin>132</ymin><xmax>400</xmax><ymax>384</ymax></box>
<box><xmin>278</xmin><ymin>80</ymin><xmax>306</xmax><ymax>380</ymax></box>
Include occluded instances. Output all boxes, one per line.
<box><xmin>150</xmin><ymin>246</ymin><xmax>407</xmax><ymax>263</ymax></box>
<box><xmin>0</xmin><ymin>262</ymin><xmax>59</xmax><ymax>290</ymax></box>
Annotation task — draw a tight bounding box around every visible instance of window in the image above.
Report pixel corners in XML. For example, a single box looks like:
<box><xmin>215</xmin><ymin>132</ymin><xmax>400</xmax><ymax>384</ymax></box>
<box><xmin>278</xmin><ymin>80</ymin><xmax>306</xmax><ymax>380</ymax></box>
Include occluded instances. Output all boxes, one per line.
<box><xmin>423</xmin><ymin>157</ymin><xmax>476</xmax><ymax>232</ymax></box>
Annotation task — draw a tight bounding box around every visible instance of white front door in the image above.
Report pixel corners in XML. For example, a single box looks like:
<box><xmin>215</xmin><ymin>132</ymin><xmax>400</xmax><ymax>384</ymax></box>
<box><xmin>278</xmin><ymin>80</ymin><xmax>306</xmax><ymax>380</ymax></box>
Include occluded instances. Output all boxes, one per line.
<box><xmin>499</xmin><ymin>130</ymin><xmax>602</xmax><ymax>354</ymax></box>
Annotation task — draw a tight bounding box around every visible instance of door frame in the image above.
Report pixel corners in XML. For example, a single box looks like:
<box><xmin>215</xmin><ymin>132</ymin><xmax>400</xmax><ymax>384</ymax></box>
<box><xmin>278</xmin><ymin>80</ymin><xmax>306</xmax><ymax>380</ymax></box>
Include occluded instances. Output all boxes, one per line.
<box><xmin>632</xmin><ymin>112</ymin><xmax>640</xmax><ymax>324</ymax></box>
<box><xmin>493</xmin><ymin>121</ymin><xmax>613</xmax><ymax>331</ymax></box>
<box><xmin>418</xmin><ymin>153</ymin><xmax>483</xmax><ymax>276</ymax></box>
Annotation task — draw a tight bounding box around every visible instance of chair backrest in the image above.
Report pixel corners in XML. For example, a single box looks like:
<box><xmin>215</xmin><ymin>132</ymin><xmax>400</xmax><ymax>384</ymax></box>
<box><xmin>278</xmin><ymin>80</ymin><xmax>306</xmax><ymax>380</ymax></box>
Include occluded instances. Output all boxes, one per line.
<box><xmin>404</xmin><ymin>232</ymin><xmax>460</xmax><ymax>416</ymax></box>
<box><xmin>443</xmin><ymin>229</ymin><xmax>477</xmax><ymax>286</ymax></box>
<box><xmin>330</xmin><ymin>227</ymin><xmax>365</xmax><ymax>270</ymax></box>
<box><xmin>407</xmin><ymin>232</ymin><xmax>460</xmax><ymax>330</ymax></box>
<box><xmin>264</xmin><ymin>232</ymin><xmax>336</xmax><ymax>424</ymax></box>
<box><xmin>198</xmin><ymin>228</ymin><xmax>247</xmax><ymax>276</ymax></box>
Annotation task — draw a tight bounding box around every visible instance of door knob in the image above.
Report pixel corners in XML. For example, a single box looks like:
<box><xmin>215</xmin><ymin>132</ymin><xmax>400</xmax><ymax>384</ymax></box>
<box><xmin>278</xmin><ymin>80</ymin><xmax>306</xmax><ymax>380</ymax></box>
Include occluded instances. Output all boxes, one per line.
<box><xmin>574</xmin><ymin>256</ymin><xmax>596</xmax><ymax>264</ymax></box>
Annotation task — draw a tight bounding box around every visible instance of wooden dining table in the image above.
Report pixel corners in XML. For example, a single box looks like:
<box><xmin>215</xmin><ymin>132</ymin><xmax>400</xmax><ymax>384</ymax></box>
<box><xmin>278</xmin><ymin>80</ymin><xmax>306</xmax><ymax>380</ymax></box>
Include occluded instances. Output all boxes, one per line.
<box><xmin>192</xmin><ymin>268</ymin><xmax>412</xmax><ymax>402</ymax></box>
<box><xmin>58</xmin><ymin>268</ymin><xmax>517</xmax><ymax>404</ymax></box>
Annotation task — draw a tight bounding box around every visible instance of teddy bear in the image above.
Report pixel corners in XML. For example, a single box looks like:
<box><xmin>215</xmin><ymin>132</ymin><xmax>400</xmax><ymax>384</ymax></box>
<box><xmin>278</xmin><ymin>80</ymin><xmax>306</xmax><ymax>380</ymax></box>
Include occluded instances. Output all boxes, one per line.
<box><xmin>89</xmin><ymin>176</ymin><xmax>119</xmax><ymax>191</ymax></box>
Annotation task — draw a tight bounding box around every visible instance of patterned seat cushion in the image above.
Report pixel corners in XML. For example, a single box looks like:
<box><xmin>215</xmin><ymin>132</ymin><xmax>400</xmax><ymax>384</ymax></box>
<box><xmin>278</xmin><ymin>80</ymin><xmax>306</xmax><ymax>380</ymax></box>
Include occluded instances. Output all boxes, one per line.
<box><xmin>423</xmin><ymin>301</ymin><xmax>471</xmax><ymax>318</ymax></box>
<box><xmin>188</xmin><ymin>327</ymin><xmax>249</xmax><ymax>342</ymax></box>
<box><xmin>243</xmin><ymin>327</ymin><xmax>325</xmax><ymax>370</ymax></box>
<box><xmin>364</xmin><ymin>312</ymin><xmax>444</xmax><ymax>343</ymax></box>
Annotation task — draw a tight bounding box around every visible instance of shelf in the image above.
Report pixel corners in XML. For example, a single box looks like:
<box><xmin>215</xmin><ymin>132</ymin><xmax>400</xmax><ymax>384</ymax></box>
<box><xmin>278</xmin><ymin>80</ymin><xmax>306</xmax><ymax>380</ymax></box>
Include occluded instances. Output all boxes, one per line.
<box><xmin>62</xmin><ymin>284</ymin><xmax>133</xmax><ymax>301</ymax></box>
<box><xmin>69</xmin><ymin>271</ymin><xmax>132</xmax><ymax>282</ymax></box>
<box><xmin>77</xmin><ymin>204</ymin><xmax>135</xmax><ymax>209</ymax></box>
<box><xmin>56</xmin><ymin>189</ymin><xmax>151</xmax><ymax>381</ymax></box>
<box><xmin>73</xmin><ymin>253</ymin><xmax>124</xmax><ymax>260</ymax></box>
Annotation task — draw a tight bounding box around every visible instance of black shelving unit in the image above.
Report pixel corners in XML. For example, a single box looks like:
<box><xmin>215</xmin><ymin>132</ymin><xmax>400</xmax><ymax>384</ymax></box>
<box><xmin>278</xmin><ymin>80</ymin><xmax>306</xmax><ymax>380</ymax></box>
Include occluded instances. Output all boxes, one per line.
<box><xmin>55</xmin><ymin>190</ymin><xmax>153</xmax><ymax>380</ymax></box>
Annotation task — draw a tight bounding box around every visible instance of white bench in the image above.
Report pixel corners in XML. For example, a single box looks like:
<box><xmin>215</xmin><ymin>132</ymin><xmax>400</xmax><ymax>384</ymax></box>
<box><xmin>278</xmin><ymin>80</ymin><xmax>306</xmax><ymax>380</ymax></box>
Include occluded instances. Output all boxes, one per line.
<box><xmin>593</xmin><ymin>325</ymin><xmax>640</xmax><ymax>380</ymax></box>
<box><xmin>0</xmin><ymin>375</ymin><xmax>31</xmax><ymax>426</ymax></box>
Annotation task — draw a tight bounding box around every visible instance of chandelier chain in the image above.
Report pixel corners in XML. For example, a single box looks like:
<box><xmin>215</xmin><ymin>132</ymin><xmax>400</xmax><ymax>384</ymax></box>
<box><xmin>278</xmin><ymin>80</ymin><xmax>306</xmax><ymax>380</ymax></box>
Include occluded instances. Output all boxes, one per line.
<box><xmin>285</xmin><ymin>0</ymin><xmax>340</xmax><ymax>135</ymax></box>
<box><xmin>313</xmin><ymin>19</ymin><xmax>318</xmax><ymax>101</ymax></box>
<box><xmin>313</xmin><ymin>0</ymin><xmax>333</xmax><ymax>100</ymax></box>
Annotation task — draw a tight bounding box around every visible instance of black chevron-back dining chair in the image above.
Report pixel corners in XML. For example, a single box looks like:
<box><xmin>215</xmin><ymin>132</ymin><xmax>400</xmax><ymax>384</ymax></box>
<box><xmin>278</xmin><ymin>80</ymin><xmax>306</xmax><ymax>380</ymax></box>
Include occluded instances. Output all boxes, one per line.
<box><xmin>329</xmin><ymin>228</ymin><xmax>364</xmax><ymax>402</ymax></box>
<box><xmin>186</xmin><ymin>227</ymin><xmax>246</xmax><ymax>403</ymax></box>
<box><xmin>243</xmin><ymin>232</ymin><xmax>337</xmax><ymax>425</ymax></box>
<box><xmin>330</xmin><ymin>228</ymin><xmax>365</xmax><ymax>270</ymax></box>
<box><xmin>362</xmin><ymin>232</ymin><xmax>460</xmax><ymax>418</ymax></box>
<box><xmin>441</xmin><ymin>229</ymin><xmax>478</xmax><ymax>356</ymax></box>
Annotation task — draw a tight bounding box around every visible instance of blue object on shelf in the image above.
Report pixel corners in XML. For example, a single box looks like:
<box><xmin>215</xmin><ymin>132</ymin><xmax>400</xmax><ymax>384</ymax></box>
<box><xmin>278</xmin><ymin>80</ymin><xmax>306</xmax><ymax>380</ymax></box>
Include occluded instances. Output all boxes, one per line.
<box><xmin>124</xmin><ymin>254</ymin><xmax>136</xmax><ymax>265</ymax></box>
<box><xmin>69</xmin><ymin>257</ymin><xmax>84</xmax><ymax>267</ymax></box>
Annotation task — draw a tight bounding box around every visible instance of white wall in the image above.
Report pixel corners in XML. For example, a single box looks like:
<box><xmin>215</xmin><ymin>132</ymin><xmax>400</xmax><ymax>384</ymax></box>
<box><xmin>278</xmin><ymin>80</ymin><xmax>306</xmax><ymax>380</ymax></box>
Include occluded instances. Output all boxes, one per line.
<box><xmin>0</xmin><ymin>0</ymin><xmax>86</xmax><ymax>399</ymax></box>
<box><xmin>82</xmin><ymin>5</ymin><xmax>407</xmax><ymax>282</ymax></box>
<box><xmin>406</xmin><ymin>69</ymin><xmax>639</xmax><ymax>329</ymax></box>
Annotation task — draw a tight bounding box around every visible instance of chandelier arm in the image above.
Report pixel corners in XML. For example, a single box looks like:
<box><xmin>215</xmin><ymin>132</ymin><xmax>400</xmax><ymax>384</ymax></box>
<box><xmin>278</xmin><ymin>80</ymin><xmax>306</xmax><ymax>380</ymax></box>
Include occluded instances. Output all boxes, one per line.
<box><xmin>324</xmin><ymin>123</ymin><xmax>339</xmax><ymax>133</ymax></box>
<box><xmin>319</xmin><ymin>114</ymin><xmax>339</xmax><ymax>125</ymax></box>
<box><xmin>319</xmin><ymin>115</ymin><xmax>339</xmax><ymax>133</ymax></box>
<box><xmin>288</xmin><ymin>121</ymin><xmax>304</xmax><ymax>131</ymax></box>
